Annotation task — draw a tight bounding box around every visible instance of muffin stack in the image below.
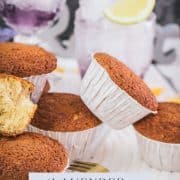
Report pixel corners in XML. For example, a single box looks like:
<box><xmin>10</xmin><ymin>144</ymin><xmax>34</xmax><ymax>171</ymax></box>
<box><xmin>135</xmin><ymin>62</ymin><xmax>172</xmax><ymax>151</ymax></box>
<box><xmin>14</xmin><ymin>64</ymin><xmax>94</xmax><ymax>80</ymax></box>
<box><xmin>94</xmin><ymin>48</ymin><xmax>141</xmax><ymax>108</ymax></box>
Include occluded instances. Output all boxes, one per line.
<box><xmin>0</xmin><ymin>42</ymin><xmax>69</xmax><ymax>180</ymax></box>
<box><xmin>0</xmin><ymin>42</ymin><xmax>179</xmax><ymax>176</ymax></box>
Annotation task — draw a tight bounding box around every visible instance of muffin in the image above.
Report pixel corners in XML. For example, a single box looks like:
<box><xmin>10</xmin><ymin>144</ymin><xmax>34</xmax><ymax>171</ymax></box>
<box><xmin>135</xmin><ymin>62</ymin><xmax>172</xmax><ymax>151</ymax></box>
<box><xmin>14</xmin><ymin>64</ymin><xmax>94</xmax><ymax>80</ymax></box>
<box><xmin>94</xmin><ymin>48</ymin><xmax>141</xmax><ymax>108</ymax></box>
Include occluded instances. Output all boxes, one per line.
<box><xmin>0</xmin><ymin>132</ymin><xmax>68</xmax><ymax>180</ymax></box>
<box><xmin>43</xmin><ymin>80</ymin><xmax>51</xmax><ymax>93</ymax></box>
<box><xmin>0</xmin><ymin>42</ymin><xmax>57</xmax><ymax>103</ymax></box>
<box><xmin>80</xmin><ymin>52</ymin><xmax>158</xmax><ymax>129</ymax></box>
<box><xmin>134</xmin><ymin>103</ymin><xmax>180</xmax><ymax>172</ymax></box>
<box><xmin>28</xmin><ymin>93</ymin><xmax>110</xmax><ymax>160</ymax></box>
<box><xmin>0</xmin><ymin>74</ymin><xmax>37</xmax><ymax>136</ymax></box>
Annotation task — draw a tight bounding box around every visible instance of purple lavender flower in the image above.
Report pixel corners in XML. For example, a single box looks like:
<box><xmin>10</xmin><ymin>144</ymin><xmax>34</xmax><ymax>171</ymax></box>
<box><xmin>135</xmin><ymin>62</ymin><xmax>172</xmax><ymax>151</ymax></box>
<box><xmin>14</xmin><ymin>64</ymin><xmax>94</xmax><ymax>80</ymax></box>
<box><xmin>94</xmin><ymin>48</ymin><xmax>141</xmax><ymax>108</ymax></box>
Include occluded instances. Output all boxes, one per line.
<box><xmin>0</xmin><ymin>27</ymin><xmax>16</xmax><ymax>42</ymax></box>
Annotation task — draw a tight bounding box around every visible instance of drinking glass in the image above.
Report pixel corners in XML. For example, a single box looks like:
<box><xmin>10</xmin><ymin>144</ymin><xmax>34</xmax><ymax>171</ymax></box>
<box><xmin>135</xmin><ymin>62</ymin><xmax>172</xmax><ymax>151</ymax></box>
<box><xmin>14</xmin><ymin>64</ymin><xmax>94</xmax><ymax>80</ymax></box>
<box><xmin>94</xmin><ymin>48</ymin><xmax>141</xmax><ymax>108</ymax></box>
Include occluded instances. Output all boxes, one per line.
<box><xmin>75</xmin><ymin>1</ymin><xmax>156</xmax><ymax>77</ymax></box>
<box><xmin>0</xmin><ymin>0</ymin><xmax>65</xmax><ymax>43</ymax></box>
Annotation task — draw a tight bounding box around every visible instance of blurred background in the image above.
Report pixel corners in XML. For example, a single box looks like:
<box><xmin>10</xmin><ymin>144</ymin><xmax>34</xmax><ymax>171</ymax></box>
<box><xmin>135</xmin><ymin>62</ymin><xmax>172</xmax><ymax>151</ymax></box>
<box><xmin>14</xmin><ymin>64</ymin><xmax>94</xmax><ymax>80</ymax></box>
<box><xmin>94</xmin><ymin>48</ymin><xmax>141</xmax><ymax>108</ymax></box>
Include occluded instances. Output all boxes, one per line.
<box><xmin>0</xmin><ymin>0</ymin><xmax>179</xmax><ymax>98</ymax></box>
<box><xmin>0</xmin><ymin>0</ymin><xmax>180</xmax><ymax>55</ymax></box>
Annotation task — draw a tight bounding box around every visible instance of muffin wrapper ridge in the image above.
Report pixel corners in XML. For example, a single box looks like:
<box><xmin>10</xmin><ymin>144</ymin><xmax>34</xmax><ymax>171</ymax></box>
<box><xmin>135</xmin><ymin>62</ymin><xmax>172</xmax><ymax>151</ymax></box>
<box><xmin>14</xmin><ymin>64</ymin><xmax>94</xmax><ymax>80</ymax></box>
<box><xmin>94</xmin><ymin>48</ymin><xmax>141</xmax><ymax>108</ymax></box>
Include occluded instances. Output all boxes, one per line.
<box><xmin>80</xmin><ymin>57</ymin><xmax>155</xmax><ymax>130</ymax></box>
<box><xmin>62</xmin><ymin>159</ymin><xmax>70</xmax><ymax>172</ymax></box>
<box><xmin>135</xmin><ymin>130</ymin><xmax>180</xmax><ymax>172</ymax></box>
<box><xmin>24</xmin><ymin>74</ymin><xmax>48</xmax><ymax>103</ymax></box>
<box><xmin>28</xmin><ymin>124</ymin><xmax>110</xmax><ymax>161</ymax></box>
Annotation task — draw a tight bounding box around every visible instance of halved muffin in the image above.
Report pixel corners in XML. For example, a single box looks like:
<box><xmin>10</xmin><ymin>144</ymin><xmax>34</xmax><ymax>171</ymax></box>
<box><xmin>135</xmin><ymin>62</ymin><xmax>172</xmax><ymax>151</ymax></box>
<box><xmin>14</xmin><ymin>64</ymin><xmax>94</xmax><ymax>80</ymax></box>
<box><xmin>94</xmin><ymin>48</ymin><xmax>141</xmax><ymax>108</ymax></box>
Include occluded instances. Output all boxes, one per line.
<box><xmin>0</xmin><ymin>74</ymin><xmax>37</xmax><ymax>136</ymax></box>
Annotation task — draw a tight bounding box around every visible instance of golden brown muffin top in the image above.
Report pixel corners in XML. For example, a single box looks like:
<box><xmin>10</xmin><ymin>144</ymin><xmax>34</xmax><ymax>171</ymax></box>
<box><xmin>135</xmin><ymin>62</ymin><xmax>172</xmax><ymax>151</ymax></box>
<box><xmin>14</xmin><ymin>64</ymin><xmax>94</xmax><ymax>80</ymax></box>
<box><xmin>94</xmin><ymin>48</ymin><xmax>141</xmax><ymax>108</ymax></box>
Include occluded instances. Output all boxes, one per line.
<box><xmin>0</xmin><ymin>42</ymin><xmax>57</xmax><ymax>77</ymax></box>
<box><xmin>32</xmin><ymin>93</ymin><xmax>101</xmax><ymax>132</ymax></box>
<box><xmin>94</xmin><ymin>53</ymin><xmax>158</xmax><ymax>111</ymax></box>
<box><xmin>0</xmin><ymin>132</ymin><xmax>68</xmax><ymax>180</ymax></box>
<box><xmin>134</xmin><ymin>103</ymin><xmax>180</xmax><ymax>144</ymax></box>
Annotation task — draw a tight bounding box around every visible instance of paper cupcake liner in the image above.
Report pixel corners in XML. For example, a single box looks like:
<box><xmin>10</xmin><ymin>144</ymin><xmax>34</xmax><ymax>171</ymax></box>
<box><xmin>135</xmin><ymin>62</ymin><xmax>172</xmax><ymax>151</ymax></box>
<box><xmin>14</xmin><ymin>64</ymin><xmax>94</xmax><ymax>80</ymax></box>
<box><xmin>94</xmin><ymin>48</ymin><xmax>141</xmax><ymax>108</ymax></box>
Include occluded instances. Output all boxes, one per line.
<box><xmin>24</xmin><ymin>74</ymin><xmax>48</xmax><ymax>103</ymax></box>
<box><xmin>135</xmin><ymin>130</ymin><xmax>180</xmax><ymax>172</ymax></box>
<box><xmin>62</xmin><ymin>159</ymin><xmax>70</xmax><ymax>173</ymax></box>
<box><xmin>28</xmin><ymin>124</ymin><xmax>110</xmax><ymax>161</ymax></box>
<box><xmin>80</xmin><ymin>57</ymin><xmax>156</xmax><ymax>130</ymax></box>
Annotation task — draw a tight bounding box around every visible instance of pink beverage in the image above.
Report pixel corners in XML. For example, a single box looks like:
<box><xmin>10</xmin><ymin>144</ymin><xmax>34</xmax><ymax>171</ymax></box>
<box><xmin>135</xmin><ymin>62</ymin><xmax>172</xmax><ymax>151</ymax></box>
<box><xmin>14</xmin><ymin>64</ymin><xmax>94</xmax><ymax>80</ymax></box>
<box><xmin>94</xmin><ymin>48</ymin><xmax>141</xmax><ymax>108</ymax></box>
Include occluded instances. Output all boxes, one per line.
<box><xmin>0</xmin><ymin>0</ymin><xmax>63</xmax><ymax>34</ymax></box>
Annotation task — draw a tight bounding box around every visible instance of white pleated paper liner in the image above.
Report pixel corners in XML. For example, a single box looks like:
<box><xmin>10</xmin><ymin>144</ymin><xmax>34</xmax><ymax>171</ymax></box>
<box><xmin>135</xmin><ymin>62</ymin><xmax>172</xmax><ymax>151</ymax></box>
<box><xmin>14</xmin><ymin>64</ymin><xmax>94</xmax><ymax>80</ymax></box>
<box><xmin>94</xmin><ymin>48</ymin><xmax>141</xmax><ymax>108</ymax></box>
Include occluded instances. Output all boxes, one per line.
<box><xmin>135</xmin><ymin>130</ymin><xmax>180</xmax><ymax>172</ymax></box>
<box><xmin>62</xmin><ymin>159</ymin><xmax>70</xmax><ymax>173</ymax></box>
<box><xmin>24</xmin><ymin>74</ymin><xmax>48</xmax><ymax>103</ymax></box>
<box><xmin>80</xmin><ymin>57</ymin><xmax>156</xmax><ymax>130</ymax></box>
<box><xmin>28</xmin><ymin>124</ymin><xmax>110</xmax><ymax>161</ymax></box>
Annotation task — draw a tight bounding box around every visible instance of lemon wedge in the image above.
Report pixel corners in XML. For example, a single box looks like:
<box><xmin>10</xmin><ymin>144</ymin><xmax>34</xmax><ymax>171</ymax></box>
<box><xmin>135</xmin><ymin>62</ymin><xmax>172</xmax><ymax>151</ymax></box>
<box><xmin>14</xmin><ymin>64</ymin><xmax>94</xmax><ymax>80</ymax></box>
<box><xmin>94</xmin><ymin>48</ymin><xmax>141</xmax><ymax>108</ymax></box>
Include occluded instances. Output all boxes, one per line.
<box><xmin>104</xmin><ymin>0</ymin><xmax>156</xmax><ymax>24</ymax></box>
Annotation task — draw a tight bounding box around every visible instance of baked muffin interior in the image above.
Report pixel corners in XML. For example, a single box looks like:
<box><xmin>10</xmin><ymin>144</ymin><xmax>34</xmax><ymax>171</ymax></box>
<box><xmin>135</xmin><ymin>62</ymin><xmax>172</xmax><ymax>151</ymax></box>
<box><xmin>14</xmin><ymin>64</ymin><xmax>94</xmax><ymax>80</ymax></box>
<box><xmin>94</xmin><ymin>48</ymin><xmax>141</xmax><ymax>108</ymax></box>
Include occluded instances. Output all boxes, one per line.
<box><xmin>134</xmin><ymin>103</ymin><xmax>180</xmax><ymax>143</ymax></box>
<box><xmin>0</xmin><ymin>74</ymin><xmax>37</xmax><ymax>136</ymax></box>
<box><xmin>32</xmin><ymin>93</ymin><xmax>101</xmax><ymax>132</ymax></box>
<box><xmin>94</xmin><ymin>53</ymin><xmax>158</xmax><ymax>111</ymax></box>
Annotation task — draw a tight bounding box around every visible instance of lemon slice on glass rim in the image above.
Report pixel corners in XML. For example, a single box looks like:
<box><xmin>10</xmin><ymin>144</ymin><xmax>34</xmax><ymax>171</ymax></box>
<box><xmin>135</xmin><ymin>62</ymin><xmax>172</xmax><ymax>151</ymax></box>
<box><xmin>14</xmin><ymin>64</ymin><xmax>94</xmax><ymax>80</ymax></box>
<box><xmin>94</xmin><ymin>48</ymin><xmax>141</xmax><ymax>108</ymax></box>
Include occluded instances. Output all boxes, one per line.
<box><xmin>104</xmin><ymin>0</ymin><xmax>156</xmax><ymax>25</ymax></box>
